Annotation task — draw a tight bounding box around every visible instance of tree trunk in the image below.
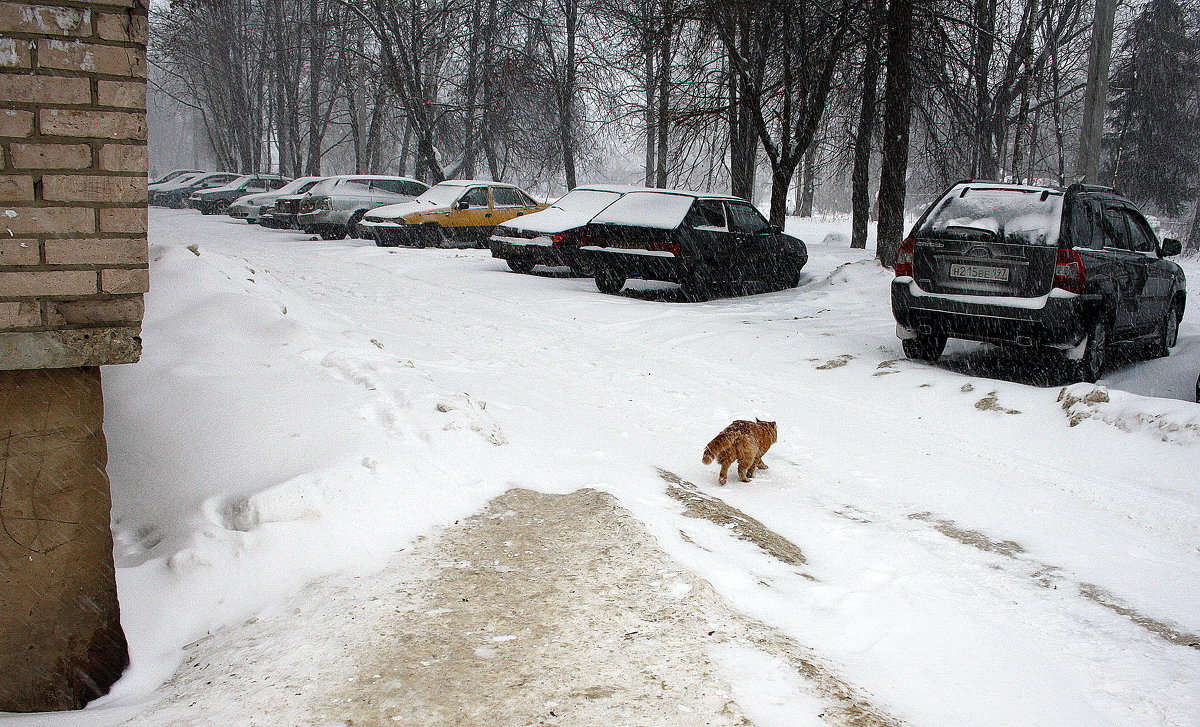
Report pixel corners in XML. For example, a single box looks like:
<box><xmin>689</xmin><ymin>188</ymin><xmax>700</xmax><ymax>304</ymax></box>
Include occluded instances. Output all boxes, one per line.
<box><xmin>851</xmin><ymin>33</ymin><xmax>881</xmax><ymax>249</ymax></box>
<box><xmin>1187</xmin><ymin>199</ymin><xmax>1200</xmax><ymax>253</ymax></box>
<box><xmin>654</xmin><ymin>5</ymin><xmax>671</xmax><ymax>189</ymax></box>
<box><xmin>799</xmin><ymin>143</ymin><xmax>816</xmax><ymax>217</ymax></box>
<box><xmin>560</xmin><ymin>0</ymin><xmax>578</xmax><ymax>189</ymax></box>
<box><xmin>877</xmin><ymin>0</ymin><xmax>915</xmax><ymax>267</ymax></box>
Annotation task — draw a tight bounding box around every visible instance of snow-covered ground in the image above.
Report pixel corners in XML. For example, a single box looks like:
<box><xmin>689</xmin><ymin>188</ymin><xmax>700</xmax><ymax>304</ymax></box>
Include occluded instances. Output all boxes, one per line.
<box><xmin>4</xmin><ymin>208</ymin><xmax>1199</xmax><ymax>726</ymax></box>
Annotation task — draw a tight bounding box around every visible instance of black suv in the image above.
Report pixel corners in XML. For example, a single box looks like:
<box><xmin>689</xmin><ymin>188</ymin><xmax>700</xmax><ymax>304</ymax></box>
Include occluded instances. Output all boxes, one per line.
<box><xmin>579</xmin><ymin>189</ymin><xmax>808</xmax><ymax>301</ymax></box>
<box><xmin>891</xmin><ymin>181</ymin><xmax>1186</xmax><ymax>381</ymax></box>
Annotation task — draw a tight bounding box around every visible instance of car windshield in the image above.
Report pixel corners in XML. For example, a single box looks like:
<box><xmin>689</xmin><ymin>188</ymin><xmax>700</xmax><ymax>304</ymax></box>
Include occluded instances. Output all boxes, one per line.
<box><xmin>550</xmin><ymin>189</ymin><xmax>623</xmax><ymax>215</ymax></box>
<box><xmin>273</xmin><ymin>177</ymin><xmax>318</xmax><ymax>195</ymax></box>
<box><xmin>417</xmin><ymin>184</ymin><xmax>469</xmax><ymax>207</ymax></box>
<box><xmin>920</xmin><ymin>187</ymin><xmax>1064</xmax><ymax>246</ymax></box>
<box><xmin>589</xmin><ymin>191</ymin><xmax>695</xmax><ymax>229</ymax></box>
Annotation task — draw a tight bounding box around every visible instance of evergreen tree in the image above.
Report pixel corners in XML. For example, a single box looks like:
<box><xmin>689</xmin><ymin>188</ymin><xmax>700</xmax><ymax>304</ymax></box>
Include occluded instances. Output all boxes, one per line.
<box><xmin>1104</xmin><ymin>0</ymin><xmax>1200</xmax><ymax>215</ymax></box>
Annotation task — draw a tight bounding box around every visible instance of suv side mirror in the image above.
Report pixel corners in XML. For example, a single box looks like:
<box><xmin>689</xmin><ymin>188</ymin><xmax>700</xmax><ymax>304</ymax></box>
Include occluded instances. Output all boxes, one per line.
<box><xmin>769</xmin><ymin>224</ymin><xmax>783</xmax><ymax>234</ymax></box>
<box><xmin>1161</xmin><ymin>237</ymin><xmax>1182</xmax><ymax>257</ymax></box>
<box><xmin>454</xmin><ymin>201</ymin><xmax>469</xmax><ymax>211</ymax></box>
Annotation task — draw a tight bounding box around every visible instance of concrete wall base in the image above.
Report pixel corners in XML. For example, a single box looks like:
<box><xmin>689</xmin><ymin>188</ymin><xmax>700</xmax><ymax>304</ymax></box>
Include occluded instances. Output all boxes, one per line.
<box><xmin>0</xmin><ymin>367</ymin><xmax>128</xmax><ymax>712</ymax></box>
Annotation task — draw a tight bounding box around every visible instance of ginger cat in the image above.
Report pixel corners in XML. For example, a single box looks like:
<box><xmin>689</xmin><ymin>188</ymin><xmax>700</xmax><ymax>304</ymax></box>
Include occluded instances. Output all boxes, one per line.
<box><xmin>702</xmin><ymin>419</ymin><xmax>777</xmax><ymax>485</ymax></box>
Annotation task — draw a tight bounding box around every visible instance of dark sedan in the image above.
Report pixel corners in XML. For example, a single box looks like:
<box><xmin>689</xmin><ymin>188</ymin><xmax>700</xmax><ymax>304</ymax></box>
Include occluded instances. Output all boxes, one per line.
<box><xmin>579</xmin><ymin>190</ymin><xmax>807</xmax><ymax>301</ymax></box>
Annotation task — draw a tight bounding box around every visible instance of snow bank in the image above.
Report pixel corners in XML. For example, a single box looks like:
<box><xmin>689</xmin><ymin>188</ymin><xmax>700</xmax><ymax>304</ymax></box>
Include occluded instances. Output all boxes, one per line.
<box><xmin>1059</xmin><ymin>383</ymin><xmax>1200</xmax><ymax>444</ymax></box>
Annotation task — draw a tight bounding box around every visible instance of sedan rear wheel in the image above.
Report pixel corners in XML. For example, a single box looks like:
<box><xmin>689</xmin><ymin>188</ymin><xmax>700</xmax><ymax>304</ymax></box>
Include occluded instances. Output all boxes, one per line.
<box><xmin>595</xmin><ymin>268</ymin><xmax>625</xmax><ymax>295</ymax></box>
<box><xmin>319</xmin><ymin>226</ymin><xmax>348</xmax><ymax>241</ymax></box>
<box><xmin>507</xmin><ymin>257</ymin><xmax>535</xmax><ymax>274</ymax></box>
<box><xmin>680</xmin><ymin>262</ymin><xmax>715</xmax><ymax>302</ymax></box>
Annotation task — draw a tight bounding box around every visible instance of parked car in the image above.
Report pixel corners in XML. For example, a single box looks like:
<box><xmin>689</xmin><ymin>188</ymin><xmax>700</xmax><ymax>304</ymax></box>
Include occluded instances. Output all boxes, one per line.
<box><xmin>188</xmin><ymin>174</ymin><xmax>290</xmax><ymax>215</ymax></box>
<box><xmin>578</xmin><ymin>189</ymin><xmax>808</xmax><ymax>301</ymax></box>
<box><xmin>361</xmin><ymin>180</ymin><xmax>547</xmax><ymax>248</ymax></box>
<box><xmin>148</xmin><ymin>170</ymin><xmax>205</xmax><ymax>195</ymax></box>
<box><xmin>149</xmin><ymin>169</ymin><xmax>204</xmax><ymax>187</ymax></box>
<box><xmin>891</xmin><ymin>181</ymin><xmax>1186</xmax><ymax>382</ymax></box>
<box><xmin>489</xmin><ymin>185</ymin><xmax>641</xmax><ymax>274</ymax></box>
<box><xmin>228</xmin><ymin>176</ymin><xmax>325</xmax><ymax>224</ymax></box>
<box><xmin>295</xmin><ymin>175</ymin><xmax>429</xmax><ymax>240</ymax></box>
<box><xmin>150</xmin><ymin>172</ymin><xmax>240</xmax><ymax>208</ymax></box>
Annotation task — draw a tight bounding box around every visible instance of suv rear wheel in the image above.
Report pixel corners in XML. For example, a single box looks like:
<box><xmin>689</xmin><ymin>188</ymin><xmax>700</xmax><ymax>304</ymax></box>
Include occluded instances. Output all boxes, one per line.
<box><xmin>902</xmin><ymin>333</ymin><xmax>946</xmax><ymax>362</ymax></box>
<box><xmin>320</xmin><ymin>225</ymin><xmax>348</xmax><ymax>240</ymax></box>
<box><xmin>1073</xmin><ymin>318</ymin><xmax>1109</xmax><ymax>383</ymax></box>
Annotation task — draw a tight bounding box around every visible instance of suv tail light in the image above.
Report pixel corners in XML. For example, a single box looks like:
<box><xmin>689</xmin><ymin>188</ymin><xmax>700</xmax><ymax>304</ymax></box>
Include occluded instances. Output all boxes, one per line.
<box><xmin>894</xmin><ymin>236</ymin><xmax>916</xmax><ymax>276</ymax></box>
<box><xmin>1054</xmin><ymin>248</ymin><xmax>1087</xmax><ymax>293</ymax></box>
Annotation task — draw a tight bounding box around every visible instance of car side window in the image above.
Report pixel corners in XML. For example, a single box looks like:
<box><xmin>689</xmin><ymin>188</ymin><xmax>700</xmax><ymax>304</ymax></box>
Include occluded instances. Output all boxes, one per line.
<box><xmin>685</xmin><ymin>200</ymin><xmax>727</xmax><ymax>230</ymax></box>
<box><xmin>246</xmin><ymin>181</ymin><xmax>267</xmax><ymax>192</ymax></box>
<box><xmin>1124</xmin><ymin>210</ymin><xmax>1157</xmax><ymax>253</ymax></box>
<box><xmin>460</xmin><ymin>187</ymin><xmax>489</xmax><ymax>207</ymax></box>
<box><xmin>1068</xmin><ymin>199</ymin><xmax>1099</xmax><ymax>250</ymax></box>
<box><xmin>726</xmin><ymin>202</ymin><xmax>770</xmax><ymax>233</ymax></box>
<box><xmin>344</xmin><ymin>179</ymin><xmax>374</xmax><ymax>193</ymax></box>
<box><xmin>491</xmin><ymin>187</ymin><xmax>524</xmax><ymax>207</ymax></box>
<box><xmin>518</xmin><ymin>190</ymin><xmax>539</xmax><ymax>206</ymax></box>
<box><xmin>371</xmin><ymin>179</ymin><xmax>417</xmax><ymax>195</ymax></box>
<box><xmin>1101</xmin><ymin>207</ymin><xmax>1131</xmax><ymax>251</ymax></box>
<box><xmin>267</xmin><ymin>179</ymin><xmax>287</xmax><ymax>190</ymax></box>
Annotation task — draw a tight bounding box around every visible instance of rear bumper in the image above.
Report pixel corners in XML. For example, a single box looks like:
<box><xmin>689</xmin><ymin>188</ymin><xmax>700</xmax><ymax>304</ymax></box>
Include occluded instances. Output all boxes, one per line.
<box><xmin>891</xmin><ymin>278</ymin><xmax>1099</xmax><ymax>348</ymax></box>
<box><xmin>489</xmin><ymin>236</ymin><xmax>583</xmax><ymax>268</ymax></box>
<box><xmin>580</xmin><ymin>247</ymin><xmax>684</xmax><ymax>283</ymax></box>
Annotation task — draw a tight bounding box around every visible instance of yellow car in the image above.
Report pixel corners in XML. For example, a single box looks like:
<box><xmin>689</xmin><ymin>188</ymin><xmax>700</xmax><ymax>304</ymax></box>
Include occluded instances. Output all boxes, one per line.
<box><xmin>360</xmin><ymin>180</ymin><xmax>548</xmax><ymax>248</ymax></box>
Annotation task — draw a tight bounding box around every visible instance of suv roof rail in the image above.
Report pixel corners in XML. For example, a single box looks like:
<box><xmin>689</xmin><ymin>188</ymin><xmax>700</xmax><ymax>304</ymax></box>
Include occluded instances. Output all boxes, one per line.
<box><xmin>1065</xmin><ymin>182</ymin><xmax>1120</xmax><ymax>194</ymax></box>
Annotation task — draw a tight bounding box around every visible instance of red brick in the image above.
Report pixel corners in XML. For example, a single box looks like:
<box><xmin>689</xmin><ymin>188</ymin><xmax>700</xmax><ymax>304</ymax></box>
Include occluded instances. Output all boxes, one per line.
<box><xmin>0</xmin><ymin>239</ymin><xmax>38</xmax><ymax>265</ymax></box>
<box><xmin>0</xmin><ymin>269</ymin><xmax>94</xmax><ymax>296</ymax></box>
<box><xmin>97</xmin><ymin>143</ymin><xmax>145</xmax><ymax>172</ymax></box>
<box><xmin>0</xmin><ymin>109</ymin><xmax>34</xmax><ymax>137</ymax></box>
<box><xmin>44</xmin><ymin>238</ymin><xmax>146</xmax><ymax>265</ymax></box>
<box><xmin>98</xmin><ymin>207</ymin><xmax>144</xmax><ymax>233</ymax></box>
<box><xmin>0</xmin><ymin>301</ymin><xmax>39</xmax><ymax>327</ymax></box>
<box><xmin>99</xmin><ymin>266</ymin><xmax>146</xmax><ymax>293</ymax></box>
<box><xmin>0</xmin><ymin>206</ymin><xmax>94</xmax><ymax>236</ymax></box>
<box><xmin>0</xmin><ymin>5</ymin><xmax>91</xmax><ymax>37</ymax></box>
<box><xmin>0</xmin><ymin>37</ymin><xmax>33</xmax><ymax>68</ymax></box>
<box><xmin>9</xmin><ymin>142</ymin><xmax>91</xmax><ymax>169</ymax></box>
<box><xmin>38</xmin><ymin>39</ymin><xmax>144</xmax><ymax>78</ymax></box>
<box><xmin>42</xmin><ymin>174</ymin><xmax>145</xmax><ymax>203</ymax></box>
<box><xmin>0</xmin><ymin>175</ymin><xmax>34</xmax><ymax>201</ymax></box>
<box><xmin>0</xmin><ymin>73</ymin><xmax>90</xmax><ymax>104</ymax></box>
<box><xmin>40</xmin><ymin>109</ymin><xmax>145</xmax><ymax>140</ymax></box>
<box><xmin>97</xmin><ymin>79</ymin><xmax>144</xmax><ymax>109</ymax></box>
<box><xmin>96</xmin><ymin>12</ymin><xmax>147</xmax><ymax>44</ymax></box>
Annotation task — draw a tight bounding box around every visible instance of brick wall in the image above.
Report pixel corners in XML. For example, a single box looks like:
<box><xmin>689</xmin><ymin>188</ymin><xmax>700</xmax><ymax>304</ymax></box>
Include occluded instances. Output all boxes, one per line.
<box><xmin>0</xmin><ymin>0</ymin><xmax>148</xmax><ymax>371</ymax></box>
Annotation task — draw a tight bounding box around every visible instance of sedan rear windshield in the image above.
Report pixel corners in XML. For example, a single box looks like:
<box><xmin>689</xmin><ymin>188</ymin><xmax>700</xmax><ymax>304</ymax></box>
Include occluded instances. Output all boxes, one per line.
<box><xmin>589</xmin><ymin>191</ymin><xmax>695</xmax><ymax>229</ymax></box>
<box><xmin>919</xmin><ymin>187</ymin><xmax>1064</xmax><ymax>246</ymax></box>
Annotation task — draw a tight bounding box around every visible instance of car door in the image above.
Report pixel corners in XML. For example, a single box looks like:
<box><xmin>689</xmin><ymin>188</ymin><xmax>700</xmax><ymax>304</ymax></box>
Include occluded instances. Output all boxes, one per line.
<box><xmin>447</xmin><ymin>186</ymin><xmax>491</xmax><ymax>228</ymax></box>
<box><xmin>1124</xmin><ymin>208</ymin><xmax>1172</xmax><ymax>331</ymax></box>
<box><xmin>724</xmin><ymin>201</ymin><xmax>776</xmax><ymax>279</ymax></box>
<box><xmin>1098</xmin><ymin>204</ymin><xmax>1146</xmax><ymax>335</ymax></box>
<box><xmin>681</xmin><ymin>199</ymin><xmax>730</xmax><ymax>263</ymax></box>
<box><xmin>488</xmin><ymin>186</ymin><xmax>539</xmax><ymax>227</ymax></box>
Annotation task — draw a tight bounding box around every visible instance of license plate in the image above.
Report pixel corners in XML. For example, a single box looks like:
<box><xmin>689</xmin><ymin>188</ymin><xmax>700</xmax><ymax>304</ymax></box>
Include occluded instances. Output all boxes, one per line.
<box><xmin>950</xmin><ymin>263</ymin><xmax>1009</xmax><ymax>282</ymax></box>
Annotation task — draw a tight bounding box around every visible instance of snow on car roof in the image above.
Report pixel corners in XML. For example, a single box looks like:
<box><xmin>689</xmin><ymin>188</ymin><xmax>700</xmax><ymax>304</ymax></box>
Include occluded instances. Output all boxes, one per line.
<box><xmin>589</xmin><ymin>189</ymin><xmax>741</xmax><ymax>229</ymax></box>
<box><xmin>434</xmin><ymin>179</ymin><xmax>518</xmax><ymax>187</ymax></box>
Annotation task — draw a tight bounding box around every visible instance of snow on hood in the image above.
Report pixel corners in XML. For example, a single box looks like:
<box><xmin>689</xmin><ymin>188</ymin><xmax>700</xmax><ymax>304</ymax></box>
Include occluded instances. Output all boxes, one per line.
<box><xmin>365</xmin><ymin>200</ymin><xmax>433</xmax><ymax>220</ymax></box>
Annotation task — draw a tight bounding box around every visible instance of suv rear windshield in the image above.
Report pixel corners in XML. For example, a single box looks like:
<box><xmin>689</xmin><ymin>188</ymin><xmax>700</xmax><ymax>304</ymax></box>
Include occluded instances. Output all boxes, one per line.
<box><xmin>919</xmin><ymin>186</ymin><xmax>1064</xmax><ymax>246</ymax></box>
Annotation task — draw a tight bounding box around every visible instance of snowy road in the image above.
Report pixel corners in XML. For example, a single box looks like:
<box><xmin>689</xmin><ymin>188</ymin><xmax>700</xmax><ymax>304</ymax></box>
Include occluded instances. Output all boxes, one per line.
<box><xmin>6</xmin><ymin>209</ymin><xmax>1197</xmax><ymax>726</ymax></box>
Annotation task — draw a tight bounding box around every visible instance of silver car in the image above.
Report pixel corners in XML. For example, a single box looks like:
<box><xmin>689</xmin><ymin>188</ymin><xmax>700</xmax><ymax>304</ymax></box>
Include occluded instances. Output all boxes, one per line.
<box><xmin>228</xmin><ymin>176</ymin><xmax>325</xmax><ymax>223</ymax></box>
<box><xmin>296</xmin><ymin>175</ymin><xmax>429</xmax><ymax>240</ymax></box>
